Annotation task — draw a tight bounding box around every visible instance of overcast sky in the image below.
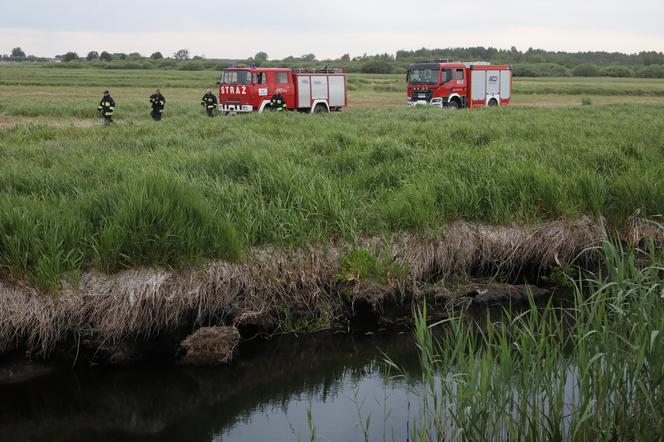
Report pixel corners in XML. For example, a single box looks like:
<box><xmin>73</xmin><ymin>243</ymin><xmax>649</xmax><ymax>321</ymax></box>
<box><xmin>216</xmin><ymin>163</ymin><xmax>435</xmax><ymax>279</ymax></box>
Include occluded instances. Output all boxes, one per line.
<box><xmin>1</xmin><ymin>0</ymin><xmax>662</xmax><ymax>58</ymax></box>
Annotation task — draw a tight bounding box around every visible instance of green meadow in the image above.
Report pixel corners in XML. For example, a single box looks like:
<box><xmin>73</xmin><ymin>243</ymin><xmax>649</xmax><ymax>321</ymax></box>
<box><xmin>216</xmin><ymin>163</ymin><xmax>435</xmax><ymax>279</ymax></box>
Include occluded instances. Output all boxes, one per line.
<box><xmin>1</xmin><ymin>65</ymin><xmax>663</xmax><ymax>288</ymax></box>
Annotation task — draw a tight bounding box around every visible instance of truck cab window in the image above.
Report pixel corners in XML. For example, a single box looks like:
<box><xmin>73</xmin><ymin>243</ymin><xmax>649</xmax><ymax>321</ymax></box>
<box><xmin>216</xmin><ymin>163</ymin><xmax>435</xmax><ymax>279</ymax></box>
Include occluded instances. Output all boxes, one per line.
<box><xmin>444</xmin><ymin>69</ymin><xmax>454</xmax><ymax>83</ymax></box>
<box><xmin>222</xmin><ymin>70</ymin><xmax>251</xmax><ymax>85</ymax></box>
<box><xmin>276</xmin><ymin>72</ymin><xmax>289</xmax><ymax>84</ymax></box>
<box><xmin>408</xmin><ymin>68</ymin><xmax>438</xmax><ymax>85</ymax></box>
<box><xmin>456</xmin><ymin>69</ymin><xmax>464</xmax><ymax>81</ymax></box>
<box><xmin>253</xmin><ymin>72</ymin><xmax>267</xmax><ymax>84</ymax></box>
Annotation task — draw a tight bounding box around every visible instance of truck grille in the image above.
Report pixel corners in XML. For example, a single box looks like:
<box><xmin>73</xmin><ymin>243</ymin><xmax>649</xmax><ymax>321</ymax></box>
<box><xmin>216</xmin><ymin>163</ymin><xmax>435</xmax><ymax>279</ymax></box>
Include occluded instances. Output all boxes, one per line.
<box><xmin>412</xmin><ymin>88</ymin><xmax>433</xmax><ymax>103</ymax></box>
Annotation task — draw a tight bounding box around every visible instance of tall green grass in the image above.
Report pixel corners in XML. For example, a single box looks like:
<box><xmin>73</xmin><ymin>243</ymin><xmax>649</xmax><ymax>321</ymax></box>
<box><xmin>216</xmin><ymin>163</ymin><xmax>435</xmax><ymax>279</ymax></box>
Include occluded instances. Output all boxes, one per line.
<box><xmin>0</xmin><ymin>175</ymin><xmax>240</xmax><ymax>289</ymax></box>
<box><xmin>393</xmin><ymin>236</ymin><xmax>664</xmax><ymax>440</ymax></box>
<box><xmin>1</xmin><ymin>104</ymin><xmax>663</xmax><ymax>288</ymax></box>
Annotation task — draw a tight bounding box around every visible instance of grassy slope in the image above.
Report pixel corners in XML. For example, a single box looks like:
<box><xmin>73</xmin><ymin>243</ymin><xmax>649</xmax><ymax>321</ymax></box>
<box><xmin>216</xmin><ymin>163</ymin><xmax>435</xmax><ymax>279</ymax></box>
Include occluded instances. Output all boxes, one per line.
<box><xmin>1</xmin><ymin>66</ymin><xmax>664</xmax><ymax>288</ymax></box>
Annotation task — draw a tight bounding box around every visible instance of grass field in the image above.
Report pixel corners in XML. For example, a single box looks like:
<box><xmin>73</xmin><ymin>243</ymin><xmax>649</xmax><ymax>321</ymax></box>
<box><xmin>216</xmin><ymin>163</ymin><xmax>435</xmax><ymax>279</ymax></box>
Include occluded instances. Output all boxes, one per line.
<box><xmin>1</xmin><ymin>65</ymin><xmax>664</xmax><ymax>288</ymax></box>
<box><xmin>3</xmin><ymin>66</ymin><xmax>664</xmax><ymax>127</ymax></box>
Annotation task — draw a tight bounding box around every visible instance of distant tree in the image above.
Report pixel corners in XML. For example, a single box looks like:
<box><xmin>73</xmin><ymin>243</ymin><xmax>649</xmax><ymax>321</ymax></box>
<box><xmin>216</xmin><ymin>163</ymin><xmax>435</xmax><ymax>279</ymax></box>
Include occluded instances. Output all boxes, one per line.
<box><xmin>150</xmin><ymin>51</ymin><xmax>164</xmax><ymax>59</ymax></box>
<box><xmin>254</xmin><ymin>51</ymin><xmax>268</xmax><ymax>62</ymax></box>
<box><xmin>112</xmin><ymin>53</ymin><xmax>127</xmax><ymax>60</ymax></box>
<box><xmin>62</xmin><ymin>51</ymin><xmax>79</xmax><ymax>62</ymax></box>
<box><xmin>173</xmin><ymin>49</ymin><xmax>190</xmax><ymax>60</ymax></box>
<box><xmin>128</xmin><ymin>52</ymin><xmax>142</xmax><ymax>60</ymax></box>
<box><xmin>86</xmin><ymin>51</ymin><xmax>99</xmax><ymax>61</ymax></box>
<box><xmin>639</xmin><ymin>51</ymin><xmax>664</xmax><ymax>66</ymax></box>
<box><xmin>99</xmin><ymin>51</ymin><xmax>113</xmax><ymax>61</ymax></box>
<box><xmin>301</xmin><ymin>53</ymin><xmax>316</xmax><ymax>61</ymax></box>
<box><xmin>11</xmin><ymin>47</ymin><xmax>26</xmax><ymax>58</ymax></box>
<box><xmin>340</xmin><ymin>53</ymin><xmax>350</xmax><ymax>62</ymax></box>
<box><xmin>192</xmin><ymin>55</ymin><xmax>205</xmax><ymax>60</ymax></box>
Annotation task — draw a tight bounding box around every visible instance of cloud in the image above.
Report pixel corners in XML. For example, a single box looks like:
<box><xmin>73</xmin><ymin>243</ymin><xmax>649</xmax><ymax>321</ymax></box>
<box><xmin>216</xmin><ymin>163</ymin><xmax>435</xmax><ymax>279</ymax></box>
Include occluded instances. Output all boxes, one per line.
<box><xmin>1</xmin><ymin>0</ymin><xmax>662</xmax><ymax>57</ymax></box>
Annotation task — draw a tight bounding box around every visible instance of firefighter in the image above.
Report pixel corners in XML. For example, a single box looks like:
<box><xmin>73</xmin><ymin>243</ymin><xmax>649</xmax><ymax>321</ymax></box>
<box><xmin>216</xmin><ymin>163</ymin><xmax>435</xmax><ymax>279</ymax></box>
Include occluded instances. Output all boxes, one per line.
<box><xmin>97</xmin><ymin>90</ymin><xmax>115</xmax><ymax>125</ymax></box>
<box><xmin>201</xmin><ymin>88</ymin><xmax>218</xmax><ymax>117</ymax></box>
<box><xmin>149</xmin><ymin>89</ymin><xmax>166</xmax><ymax>121</ymax></box>
<box><xmin>270</xmin><ymin>91</ymin><xmax>286</xmax><ymax>111</ymax></box>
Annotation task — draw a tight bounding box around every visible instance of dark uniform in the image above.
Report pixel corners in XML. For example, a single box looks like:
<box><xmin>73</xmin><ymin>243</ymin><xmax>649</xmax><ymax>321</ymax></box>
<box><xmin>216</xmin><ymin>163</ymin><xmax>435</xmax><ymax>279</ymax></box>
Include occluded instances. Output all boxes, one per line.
<box><xmin>201</xmin><ymin>92</ymin><xmax>218</xmax><ymax>117</ymax></box>
<box><xmin>149</xmin><ymin>93</ymin><xmax>166</xmax><ymax>121</ymax></box>
<box><xmin>97</xmin><ymin>93</ymin><xmax>115</xmax><ymax>124</ymax></box>
<box><xmin>270</xmin><ymin>92</ymin><xmax>286</xmax><ymax>111</ymax></box>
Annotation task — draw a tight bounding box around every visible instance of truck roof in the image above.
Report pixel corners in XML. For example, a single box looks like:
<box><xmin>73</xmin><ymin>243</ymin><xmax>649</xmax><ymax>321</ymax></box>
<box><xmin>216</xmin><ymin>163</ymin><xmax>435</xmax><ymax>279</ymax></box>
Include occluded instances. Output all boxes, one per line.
<box><xmin>409</xmin><ymin>61</ymin><xmax>510</xmax><ymax>70</ymax></box>
<box><xmin>223</xmin><ymin>67</ymin><xmax>291</xmax><ymax>72</ymax></box>
<box><xmin>223</xmin><ymin>66</ymin><xmax>344</xmax><ymax>74</ymax></box>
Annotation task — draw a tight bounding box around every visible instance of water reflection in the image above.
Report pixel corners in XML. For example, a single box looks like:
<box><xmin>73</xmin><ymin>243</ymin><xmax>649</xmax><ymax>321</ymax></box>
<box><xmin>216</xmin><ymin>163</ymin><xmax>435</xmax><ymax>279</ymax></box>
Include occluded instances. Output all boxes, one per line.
<box><xmin>0</xmin><ymin>331</ymin><xmax>423</xmax><ymax>442</ymax></box>
<box><xmin>1</xmin><ymin>295</ymin><xmax>577</xmax><ymax>442</ymax></box>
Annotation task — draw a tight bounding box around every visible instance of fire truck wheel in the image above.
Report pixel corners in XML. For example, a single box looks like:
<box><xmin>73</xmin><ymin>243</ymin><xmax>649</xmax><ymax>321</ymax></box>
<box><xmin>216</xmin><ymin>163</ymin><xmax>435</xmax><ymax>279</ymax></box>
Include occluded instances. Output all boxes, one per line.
<box><xmin>314</xmin><ymin>104</ymin><xmax>329</xmax><ymax>114</ymax></box>
<box><xmin>488</xmin><ymin>99</ymin><xmax>498</xmax><ymax>107</ymax></box>
<box><xmin>447</xmin><ymin>100</ymin><xmax>460</xmax><ymax>110</ymax></box>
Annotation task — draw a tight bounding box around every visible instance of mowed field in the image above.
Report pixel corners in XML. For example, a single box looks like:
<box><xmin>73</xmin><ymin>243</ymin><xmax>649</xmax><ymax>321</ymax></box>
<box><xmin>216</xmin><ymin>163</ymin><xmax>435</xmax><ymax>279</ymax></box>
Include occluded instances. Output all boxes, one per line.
<box><xmin>1</xmin><ymin>64</ymin><xmax>664</xmax><ymax>287</ymax></box>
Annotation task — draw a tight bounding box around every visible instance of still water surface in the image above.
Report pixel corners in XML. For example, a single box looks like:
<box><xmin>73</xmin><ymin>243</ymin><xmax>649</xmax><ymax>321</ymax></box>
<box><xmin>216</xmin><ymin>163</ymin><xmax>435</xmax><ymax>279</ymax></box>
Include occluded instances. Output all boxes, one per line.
<box><xmin>1</xmin><ymin>331</ymin><xmax>428</xmax><ymax>442</ymax></box>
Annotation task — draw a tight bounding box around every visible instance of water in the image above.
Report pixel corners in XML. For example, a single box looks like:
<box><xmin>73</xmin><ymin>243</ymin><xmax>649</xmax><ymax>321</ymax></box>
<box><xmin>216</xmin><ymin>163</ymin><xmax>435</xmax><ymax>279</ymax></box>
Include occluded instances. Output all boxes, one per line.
<box><xmin>0</xmin><ymin>331</ymin><xmax>428</xmax><ymax>442</ymax></box>
<box><xmin>0</xmin><ymin>294</ymin><xmax>580</xmax><ymax>442</ymax></box>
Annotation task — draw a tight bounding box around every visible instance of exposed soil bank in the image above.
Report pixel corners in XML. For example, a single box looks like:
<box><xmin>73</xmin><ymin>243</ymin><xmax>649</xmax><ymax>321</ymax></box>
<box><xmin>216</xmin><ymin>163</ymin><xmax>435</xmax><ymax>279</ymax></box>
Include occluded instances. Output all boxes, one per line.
<box><xmin>0</xmin><ymin>218</ymin><xmax>660</xmax><ymax>367</ymax></box>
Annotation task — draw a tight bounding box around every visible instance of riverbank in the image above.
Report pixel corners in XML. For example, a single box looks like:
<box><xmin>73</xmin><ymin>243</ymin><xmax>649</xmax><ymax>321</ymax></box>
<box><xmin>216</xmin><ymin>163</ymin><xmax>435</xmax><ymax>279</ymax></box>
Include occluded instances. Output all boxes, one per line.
<box><xmin>1</xmin><ymin>217</ymin><xmax>660</xmax><ymax>367</ymax></box>
<box><xmin>0</xmin><ymin>233</ymin><xmax>662</xmax><ymax>442</ymax></box>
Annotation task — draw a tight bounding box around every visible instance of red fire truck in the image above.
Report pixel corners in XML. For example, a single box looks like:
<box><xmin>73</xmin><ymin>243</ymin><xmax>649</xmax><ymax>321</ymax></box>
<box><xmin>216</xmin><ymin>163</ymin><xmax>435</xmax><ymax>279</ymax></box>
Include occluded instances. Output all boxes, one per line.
<box><xmin>406</xmin><ymin>61</ymin><xmax>512</xmax><ymax>109</ymax></box>
<box><xmin>217</xmin><ymin>66</ymin><xmax>347</xmax><ymax>114</ymax></box>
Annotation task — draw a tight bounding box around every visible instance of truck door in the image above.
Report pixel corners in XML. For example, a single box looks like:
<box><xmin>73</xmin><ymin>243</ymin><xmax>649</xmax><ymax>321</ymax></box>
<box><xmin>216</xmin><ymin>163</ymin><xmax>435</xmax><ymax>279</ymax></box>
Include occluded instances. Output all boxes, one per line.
<box><xmin>275</xmin><ymin>71</ymin><xmax>295</xmax><ymax>108</ymax></box>
<box><xmin>453</xmin><ymin>68</ymin><xmax>466</xmax><ymax>96</ymax></box>
<box><xmin>253</xmin><ymin>71</ymin><xmax>269</xmax><ymax>97</ymax></box>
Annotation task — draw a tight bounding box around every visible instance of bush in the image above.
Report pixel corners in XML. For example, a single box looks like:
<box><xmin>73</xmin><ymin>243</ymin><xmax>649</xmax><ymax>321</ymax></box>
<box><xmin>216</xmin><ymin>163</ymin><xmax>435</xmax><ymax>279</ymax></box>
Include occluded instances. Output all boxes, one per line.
<box><xmin>155</xmin><ymin>59</ymin><xmax>178</xmax><ymax>69</ymax></box>
<box><xmin>572</xmin><ymin>64</ymin><xmax>601</xmax><ymax>77</ymax></box>
<box><xmin>52</xmin><ymin>61</ymin><xmax>86</xmax><ymax>69</ymax></box>
<box><xmin>600</xmin><ymin>66</ymin><xmax>633</xmax><ymax>77</ymax></box>
<box><xmin>104</xmin><ymin>61</ymin><xmax>147</xmax><ymax>70</ymax></box>
<box><xmin>511</xmin><ymin>63</ymin><xmax>571</xmax><ymax>77</ymax></box>
<box><xmin>177</xmin><ymin>61</ymin><xmax>206</xmax><ymax>71</ymax></box>
<box><xmin>636</xmin><ymin>65</ymin><xmax>664</xmax><ymax>78</ymax></box>
<box><xmin>360</xmin><ymin>60</ymin><xmax>394</xmax><ymax>74</ymax></box>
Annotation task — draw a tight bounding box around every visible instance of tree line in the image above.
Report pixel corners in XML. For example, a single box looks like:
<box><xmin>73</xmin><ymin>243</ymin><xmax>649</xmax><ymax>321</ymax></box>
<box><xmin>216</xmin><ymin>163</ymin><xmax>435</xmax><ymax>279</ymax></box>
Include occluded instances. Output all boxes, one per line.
<box><xmin>3</xmin><ymin>46</ymin><xmax>664</xmax><ymax>78</ymax></box>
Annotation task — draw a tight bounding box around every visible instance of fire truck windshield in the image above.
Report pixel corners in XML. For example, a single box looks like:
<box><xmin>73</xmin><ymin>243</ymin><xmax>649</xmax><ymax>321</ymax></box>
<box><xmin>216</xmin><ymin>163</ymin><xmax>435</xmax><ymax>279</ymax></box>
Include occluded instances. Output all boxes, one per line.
<box><xmin>220</xmin><ymin>70</ymin><xmax>252</xmax><ymax>85</ymax></box>
<box><xmin>407</xmin><ymin>65</ymin><xmax>440</xmax><ymax>85</ymax></box>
